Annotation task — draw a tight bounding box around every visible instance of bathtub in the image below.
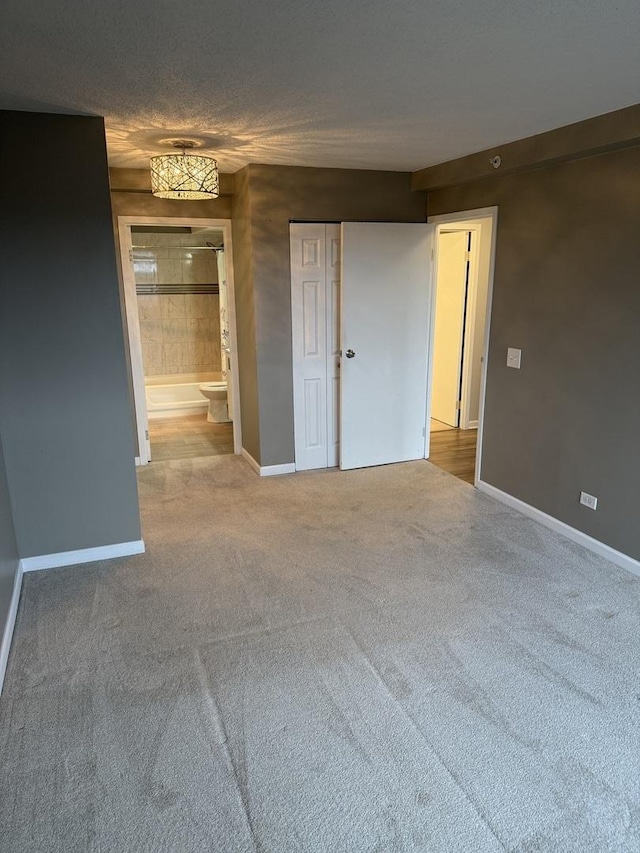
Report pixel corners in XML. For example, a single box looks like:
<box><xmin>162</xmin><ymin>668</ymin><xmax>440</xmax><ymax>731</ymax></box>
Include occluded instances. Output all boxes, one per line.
<box><xmin>145</xmin><ymin>372</ymin><xmax>221</xmax><ymax>419</ymax></box>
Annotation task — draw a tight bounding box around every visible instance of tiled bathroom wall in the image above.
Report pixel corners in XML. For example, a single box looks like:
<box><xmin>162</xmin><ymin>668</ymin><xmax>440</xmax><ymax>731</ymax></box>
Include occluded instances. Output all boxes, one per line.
<box><xmin>133</xmin><ymin>231</ymin><xmax>222</xmax><ymax>376</ymax></box>
<box><xmin>138</xmin><ymin>293</ymin><xmax>221</xmax><ymax>375</ymax></box>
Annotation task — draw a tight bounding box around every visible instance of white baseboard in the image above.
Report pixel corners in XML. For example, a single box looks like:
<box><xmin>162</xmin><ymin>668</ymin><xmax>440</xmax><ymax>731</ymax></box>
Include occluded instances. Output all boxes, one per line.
<box><xmin>261</xmin><ymin>462</ymin><xmax>296</xmax><ymax>476</ymax></box>
<box><xmin>241</xmin><ymin>448</ymin><xmax>296</xmax><ymax>477</ymax></box>
<box><xmin>241</xmin><ymin>447</ymin><xmax>261</xmax><ymax>474</ymax></box>
<box><xmin>467</xmin><ymin>420</ymin><xmax>479</xmax><ymax>430</ymax></box>
<box><xmin>476</xmin><ymin>480</ymin><xmax>640</xmax><ymax>578</ymax></box>
<box><xmin>135</xmin><ymin>456</ymin><xmax>142</xmax><ymax>466</ymax></box>
<box><xmin>20</xmin><ymin>539</ymin><xmax>146</xmax><ymax>573</ymax></box>
<box><xmin>0</xmin><ymin>562</ymin><xmax>23</xmax><ymax>696</ymax></box>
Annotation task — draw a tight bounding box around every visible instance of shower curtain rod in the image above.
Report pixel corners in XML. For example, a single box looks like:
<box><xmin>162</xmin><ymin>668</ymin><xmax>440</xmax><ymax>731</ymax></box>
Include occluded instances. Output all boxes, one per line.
<box><xmin>131</xmin><ymin>244</ymin><xmax>224</xmax><ymax>251</ymax></box>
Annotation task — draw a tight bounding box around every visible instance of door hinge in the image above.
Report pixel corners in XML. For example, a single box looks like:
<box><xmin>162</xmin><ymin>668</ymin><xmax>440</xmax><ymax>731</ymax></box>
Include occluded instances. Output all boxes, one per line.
<box><xmin>456</xmin><ymin>400</ymin><xmax>461</xmax><ymax>410</ymax></box>
<box><xmin>145</xmin><ymin>429</ymin><xmax>149</xmax><ymax>440</ymax></box>
<box><xmin>129</xmin><ymin>249</ymin><xmax>134</xmax><ymax>262</ymax></box>
<box><xmin>422</xmin><ymin>426</ymin><xmax>426</xmax><ymax>437</ymax></box>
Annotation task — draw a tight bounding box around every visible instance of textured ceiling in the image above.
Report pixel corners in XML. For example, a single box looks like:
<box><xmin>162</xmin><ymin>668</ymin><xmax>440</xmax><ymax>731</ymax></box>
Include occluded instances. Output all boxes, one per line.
<box><xmin>1</xmin><ymin>0</ymin><xmax>638</xmax><ymax>172</ymax></box>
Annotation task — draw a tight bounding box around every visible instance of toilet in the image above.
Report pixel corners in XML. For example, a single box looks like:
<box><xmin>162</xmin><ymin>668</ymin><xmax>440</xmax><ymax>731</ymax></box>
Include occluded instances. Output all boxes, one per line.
<box><xmin>198</xmin><ymin>381</ymin><xmax>230</xmax><ymax>423</ymax></box>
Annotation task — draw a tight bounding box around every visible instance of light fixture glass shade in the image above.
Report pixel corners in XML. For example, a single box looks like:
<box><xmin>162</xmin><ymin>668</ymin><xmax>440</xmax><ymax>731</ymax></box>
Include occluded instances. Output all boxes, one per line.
<box><xmin>150</xmin><ymin>153</ymin><xmax>219</xmax><ymax>200</ymax></box>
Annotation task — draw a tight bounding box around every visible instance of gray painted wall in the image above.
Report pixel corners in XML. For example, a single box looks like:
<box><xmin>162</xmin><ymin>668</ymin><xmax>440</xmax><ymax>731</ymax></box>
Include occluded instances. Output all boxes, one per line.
<box><xmin>241</xmin><ymin>165</ymin><xmax>427</xmax><ymax>466</ymax></box>
<box><xmin>230</xmin><ymin>167</ymin><xmax>261</xmax><ymax>462</ymax></box>
<box><xmin>0</xmin><ymin>430</ymin><xmax>19</xmax><ymax>642</ymax></box>
<box><xmin>429</xmin><ymin>146</ymin><xmax>640</xmax><ymax>560</ymax></box>
<box><xmin>0</xmin><ymin>111</ymin><xmax>141</xmax><ymax>557</ymax></box>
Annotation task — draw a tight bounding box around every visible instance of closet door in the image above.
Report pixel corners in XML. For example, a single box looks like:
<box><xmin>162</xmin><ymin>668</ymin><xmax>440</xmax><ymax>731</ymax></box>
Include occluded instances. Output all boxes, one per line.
<box><xmin>291</xmin><ymin>224</ymin><xmax>340</xmax><ymax>470</ymax></box>
<box><xmin>325</xmin><ymin>225</ymin><xmax>341</xmax><ymax>467</ymax></box>
<box><xmin>340</xmin><ymin>222</ymin><xmax>433</xmax><ymax>470</ymax></box>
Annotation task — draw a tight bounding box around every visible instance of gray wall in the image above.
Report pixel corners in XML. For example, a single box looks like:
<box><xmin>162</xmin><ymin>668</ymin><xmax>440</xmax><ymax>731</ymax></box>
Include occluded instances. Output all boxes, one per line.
<box><xmin>0</xmin><ymin>111</ymin><xmax>141</xmax><ymax>557</ymax></box>
<box><xmin>241</xmin><ymin>165</ymin><xmax>427</xmax><ymax>466</ymax></box>
<box><xmin>429</xmin><ymin>146</ymin><xmax>640</xmax><ymax>560</ymax></box>
<box><xmin>110</xmin><ymin>190</ymin><xmax>232</xmax><ymax>221</ymax></box>
<box><xmin>0</xmin><ymin>431</ymin><xmax>19</xmax><ymax>642</ymax></box>
<box><xmin>230</xmin><ymin>167</ymin><xmax>261</xmax><ymax>461</ymax></box>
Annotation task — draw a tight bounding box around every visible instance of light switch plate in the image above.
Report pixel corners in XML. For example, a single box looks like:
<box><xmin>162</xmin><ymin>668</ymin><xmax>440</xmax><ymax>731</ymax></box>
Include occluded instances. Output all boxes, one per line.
<box><xmin>507</xmin><ymin>347</ymin><xmax>522</xmax><ymax>369</ymax></box>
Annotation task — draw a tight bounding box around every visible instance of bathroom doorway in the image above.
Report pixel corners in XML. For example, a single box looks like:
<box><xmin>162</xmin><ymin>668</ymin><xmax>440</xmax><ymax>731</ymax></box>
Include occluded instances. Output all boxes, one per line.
<box><xmin>117</xmin><ymin>216</ymin><xmax>241</xmax><ymax>464</ymax></box>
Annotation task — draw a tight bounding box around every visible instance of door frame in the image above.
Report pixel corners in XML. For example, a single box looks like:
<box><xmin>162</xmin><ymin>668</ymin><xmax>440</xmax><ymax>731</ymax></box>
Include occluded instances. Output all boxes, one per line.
<box><xmin>117</xmin><ymin>215</ymin><xmax>242</xmax><ymax>464</ymax></box>
<box><xmin>426</xmin><ymin>207</ymin><xmax>498</xmax><ymax>486</ymax></box>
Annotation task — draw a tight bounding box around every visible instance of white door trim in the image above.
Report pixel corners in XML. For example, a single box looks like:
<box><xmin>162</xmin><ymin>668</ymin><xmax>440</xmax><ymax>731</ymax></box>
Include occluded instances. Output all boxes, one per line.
<box><xmin>427</xmin><ymin>207</ymin><xmax>499</xmax><ymax>485</ymax></box>
<box><xmin>117</xmin><ymin>216</ymin><xmax>242</xmax><ymax>463</ymax></box>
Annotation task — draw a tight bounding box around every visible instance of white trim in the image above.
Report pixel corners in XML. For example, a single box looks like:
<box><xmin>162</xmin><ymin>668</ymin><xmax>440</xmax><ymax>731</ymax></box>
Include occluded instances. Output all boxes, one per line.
<box><xmin>118</xmin><ymin>217</ymin><xmax>150</xmax><ymax>463</ymax></box>
<box><xmin>476</xmin><ymin>480</ymin><xmax>640</xmax><ymax>578</ymax></box>
<box><xmin>0</xmin><ymin>563</ymin><xmax>23</xmax><ymax>696</ymax></box>
<box><xmin>241</xmin><ymin>447</ymin><xmax>295</xmax><ymax>477</ymax></box>
<box><xmin>135</xmin><ymin>456</ymin><xmax>142</xmax><ymax>466</ymax></box>
<box><xmin>241</xmin><ymin>447</ymin><xmax>261</xmax><ymax>475</ymax></box>
<box><xmin>116</xmin><ymin>216</ymin><xmax>243</xmax><ymax>463</ymax></box>
<box><xmin>427</xmin><ymin>206</ymin><xmax>499</xmax><ymax>486</ymax></box>
<box><xmin>19</xmin><ymin>539</ymin><xmax>145</xmax><ymax>573</ymax></box>
<box><xmin>466</xmin><ymin>420</ymin><xmax>479</xmax><ymax>430</ymax></box>
<box><xmin>458</xmin><ymin>226</ymin><xmax>481</xmax><ymax>430</ymax></box>
<box><xmin>261</xmin><ymin>462</ymin><xmax>296</xmax><ymax>477</ymax></box>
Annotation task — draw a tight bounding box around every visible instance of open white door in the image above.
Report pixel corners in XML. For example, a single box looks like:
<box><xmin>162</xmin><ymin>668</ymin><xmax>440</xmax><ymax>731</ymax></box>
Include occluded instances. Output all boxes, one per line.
<box><xmin>340</xmin><ymin>222</ymin><xmax>434</xmax><ymax>470</ymax></box>
<box><xmin>431</xmin><ymin>230</ymin><xmax>469</xmax><ymax>427</ymax></box>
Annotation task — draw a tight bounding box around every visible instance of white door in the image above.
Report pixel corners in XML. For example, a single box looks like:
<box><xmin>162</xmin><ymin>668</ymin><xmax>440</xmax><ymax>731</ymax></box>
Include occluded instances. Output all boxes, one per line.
<box><xmin>290</xmin><ymin>224</ymin><xmax>341</xmax><ymax>470</ymax></box>
<box><xmin>340</xmin><ymin>222</ymin><xmax>434</xmax><ymax>470</ymax></box>
<box><xmin>431</xmin><ymin>231</ymin><xmax>469</xmax><ymax>427</ymax></box>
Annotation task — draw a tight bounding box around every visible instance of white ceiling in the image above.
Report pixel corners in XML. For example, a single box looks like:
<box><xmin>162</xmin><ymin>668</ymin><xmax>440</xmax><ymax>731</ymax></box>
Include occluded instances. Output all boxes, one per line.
<box><xmin>1</xmin><ymin>0</ymin><xmax>638</xmax><ymax>173</ymax></box>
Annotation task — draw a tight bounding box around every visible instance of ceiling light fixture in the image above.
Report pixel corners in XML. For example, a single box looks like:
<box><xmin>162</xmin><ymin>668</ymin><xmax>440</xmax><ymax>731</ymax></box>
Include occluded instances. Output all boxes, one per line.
<box><xmin>150</xmin><ymin>140</ymin><xmax>219</xmax><ymax>200</ymax></box>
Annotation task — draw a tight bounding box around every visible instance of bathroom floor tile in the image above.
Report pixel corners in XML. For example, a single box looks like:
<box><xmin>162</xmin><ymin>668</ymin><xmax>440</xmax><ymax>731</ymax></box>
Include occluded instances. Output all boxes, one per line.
<box><xmin>149</xmin><ymin>415</ymin><xmax>234</xmax><ymax>462</ymax></box>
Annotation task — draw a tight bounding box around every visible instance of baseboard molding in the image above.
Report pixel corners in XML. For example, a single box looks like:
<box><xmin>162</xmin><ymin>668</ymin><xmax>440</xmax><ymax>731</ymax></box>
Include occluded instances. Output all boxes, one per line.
<box><xmin>19</xmin><ymin>539</ymin><xmax>146</xmax><ymax>573</ymax></box>
<box><xmin>241</xmin><ymin>448</ymin><xmax>296</xmax><ymax>477</ymax></box>
<box><xmin>0</xmin><ymin>562</ymin><xmax>23</xmax><ymax>696</ymax></box>
<box><xmin>476</xmin><ymin>480</ymin><xmax>640</xmax><ymax>578</ymax></box>
<box><xmin>261</xmin><ymin>462</ymin><xmax>296</xmax><ymax>476</ymax></box>
<box><xmin>467</xmin><ymin>420</ymin><xmax>479</xmax><ymax>430</ymax></box>
<box><xmin>241</xmin><ymin>447</ymin><xmax>261</xmax><ymax>474</ymax></box>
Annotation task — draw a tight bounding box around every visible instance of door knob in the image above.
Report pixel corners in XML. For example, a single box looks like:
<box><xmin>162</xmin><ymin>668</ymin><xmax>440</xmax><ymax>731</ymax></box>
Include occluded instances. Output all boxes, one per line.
<box><xmin>345</xmin><ymin>349</ymin><xmax>356</xmax><ymax>359</ymax></box>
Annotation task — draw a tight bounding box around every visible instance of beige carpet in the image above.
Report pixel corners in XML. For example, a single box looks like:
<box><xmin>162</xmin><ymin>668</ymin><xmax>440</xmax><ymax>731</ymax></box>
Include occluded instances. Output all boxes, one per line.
<box><xmin>1</xmin><ymin>455</ymin><xmax>639</xmax><ymax>851</ymax></box>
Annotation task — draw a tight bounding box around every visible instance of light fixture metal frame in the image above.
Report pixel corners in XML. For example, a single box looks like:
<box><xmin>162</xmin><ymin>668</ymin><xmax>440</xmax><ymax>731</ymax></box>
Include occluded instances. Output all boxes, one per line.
<box><xmin>150</xmin><ymin>141</ymin><xmax>219</xmax><ymax>200</ymax></box>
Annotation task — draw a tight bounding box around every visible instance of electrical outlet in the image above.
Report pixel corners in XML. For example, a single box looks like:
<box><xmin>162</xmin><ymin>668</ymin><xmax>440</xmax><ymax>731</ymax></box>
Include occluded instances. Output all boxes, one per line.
<box><xmin>506</xmin><ymin>347</ymin><xmax>522</xmax><ymax>369</ymax></box>
<box><xmin>579</xmin><ymin>491</ymin><xmax>598</xmax><ymax>510</ymax></box>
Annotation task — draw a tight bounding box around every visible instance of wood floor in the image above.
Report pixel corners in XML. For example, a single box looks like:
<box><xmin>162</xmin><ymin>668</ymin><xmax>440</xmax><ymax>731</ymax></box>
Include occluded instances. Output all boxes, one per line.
<box><xmin>149</xmin><ymin>415</ymin><xmax>476</xmax><ymax>482</ymax></box>
<box><xmin>149</xmin><ymin>414</ymin><xmax>234</xmax><ymax>461</ymax></box>
<box><xmin>428</xmin><ymin>427</ymin><xmax>477</xmax><ymax>484</ymax></box>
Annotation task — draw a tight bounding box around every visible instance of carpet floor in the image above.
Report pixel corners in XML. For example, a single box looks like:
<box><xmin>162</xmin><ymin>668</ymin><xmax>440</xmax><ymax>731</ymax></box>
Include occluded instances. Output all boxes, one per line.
<box><xmin>1</xmin><ymin>456</ymin><xmax>639</xmax><ymax>852</ymax></box>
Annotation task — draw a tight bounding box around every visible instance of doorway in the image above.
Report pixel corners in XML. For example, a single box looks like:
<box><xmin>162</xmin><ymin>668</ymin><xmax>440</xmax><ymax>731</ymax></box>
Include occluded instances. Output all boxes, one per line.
<box><xmin>118</xmin><ymin>216</ymin><xmax>242</xmax><ymax>465</ymax></box>
<box><xmin>426</xmin><ymin>207</ymin><xmax>498</xmax><ymax>485</ymax></box>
